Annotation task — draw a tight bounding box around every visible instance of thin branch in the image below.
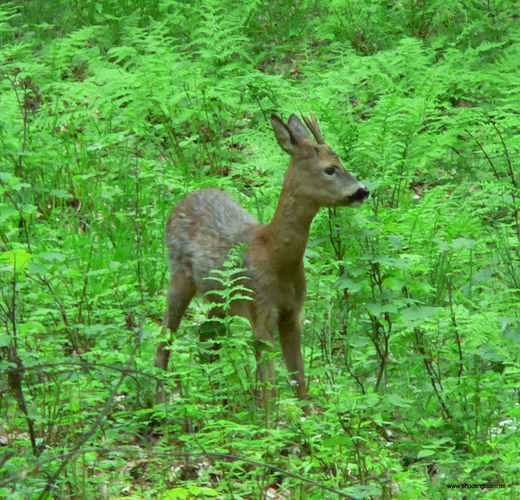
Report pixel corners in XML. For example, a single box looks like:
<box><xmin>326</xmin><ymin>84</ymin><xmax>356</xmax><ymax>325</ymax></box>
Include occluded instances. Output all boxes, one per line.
<box><xmin>464</xmin><ymin>129</ymin><xmax>501</xmax><ymax>181</ymax></box>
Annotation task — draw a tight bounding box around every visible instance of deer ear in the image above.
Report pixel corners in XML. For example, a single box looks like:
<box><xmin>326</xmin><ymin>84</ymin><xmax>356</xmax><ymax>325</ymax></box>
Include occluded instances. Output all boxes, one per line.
<box><xmin>287</xmin><ymin>114</ymin><xmax>311</xmax><ymax>144</ymax></box>
<box><xmin>271</xmin><ymin>114</ymin><xmax>297</xmax><ymax>155</ymax></box>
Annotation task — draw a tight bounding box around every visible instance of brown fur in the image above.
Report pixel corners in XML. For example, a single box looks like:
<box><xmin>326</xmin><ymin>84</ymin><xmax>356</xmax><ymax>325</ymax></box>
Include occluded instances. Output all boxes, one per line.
<box><xmin>155</xmin><ymin>113</ymin><xmax>369</xmax><ymax>403</ymax></box>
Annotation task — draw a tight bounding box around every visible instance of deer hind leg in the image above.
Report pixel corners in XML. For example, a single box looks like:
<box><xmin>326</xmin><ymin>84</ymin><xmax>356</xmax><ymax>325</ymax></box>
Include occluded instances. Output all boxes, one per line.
<box><xmin>199</xmin><ymin>306</ymin><xmax>225</xmax><ymax>363</ymax></box>
<box><xmin>155</xmin><ymin>272</ymin><xmax>196</xmax><ymax>371</ymax></box>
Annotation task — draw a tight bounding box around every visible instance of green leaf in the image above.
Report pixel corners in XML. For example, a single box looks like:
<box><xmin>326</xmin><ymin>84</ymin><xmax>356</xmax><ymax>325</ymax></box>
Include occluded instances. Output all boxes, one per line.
<box><xmin>420</xmin><ymin>417</ymin><xmax>444</xmax><ymax>429</ymax></box>
<box><xmin>477</xmin><ymin>346</ymin><xmax>504</xmax><ymax>363</ymax></box>
<box><xmin>451</xmin><ymin>238</ymin><xmax>477</xmax><ymax>249</ymax></box>
<box><xmin>1</xmin><ymin>249</ymin><xmax>31</xmax><ymax>273</ymax></box>
<box><xmin>41</xmin><ymin>252</ymin><xmax>66</xmax><ymax>262</ymax></box>
<box><xmin>49</xmin><ymin>189</ymin><xmax>72</xmax><ymax>199</ymax></box>
<box><xmin>335</xmin><ymin>276</ymin><xmax>362</xmax><ymax>292</ymax></box>
<box><xmin>322</xmin><ymin>434</ymin><xmax>352</xmax><ymax>446</ymax></box>
<box><xmin>162</xmin><ymin>486</ymin><xmax>219</xmax><ymax>499</ymax></box>
<box><xmin>418</xmin><ymin>449</ymin><xmax>436</xmax><ymax>458</ymax></box>
<box><xmin>400</xmin><ymin>306</ymin><xmax>441</xmax><ymax>324</ymax></box>
<box><xmin>366</xmin><ymin>302</ymin><xmax>398</xmax><ymax>316</ymax></box>
<box><xmin>504</xmin><ymin>322</ymin><xmax>520</xmax><ymax>348</ymax></box>
<box><xmin>384</xmin><ymin>393</ymin><xmax>412</xmax><ymax>408</ymax></box>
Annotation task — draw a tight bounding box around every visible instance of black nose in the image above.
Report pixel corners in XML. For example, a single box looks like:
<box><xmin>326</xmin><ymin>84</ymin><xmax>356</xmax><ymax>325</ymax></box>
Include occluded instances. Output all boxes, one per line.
<box><xmin>352</xmin><ymin>187</ymin><xmax>370</xmax><ymax>201</ymax></box>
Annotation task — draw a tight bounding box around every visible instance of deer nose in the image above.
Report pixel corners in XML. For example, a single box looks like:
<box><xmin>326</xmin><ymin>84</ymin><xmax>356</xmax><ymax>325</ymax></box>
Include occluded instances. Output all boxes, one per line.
<box><xmin>352</xmin><ymin>187</ymin><xmax>370</xmax><ymax>201</ymax></box>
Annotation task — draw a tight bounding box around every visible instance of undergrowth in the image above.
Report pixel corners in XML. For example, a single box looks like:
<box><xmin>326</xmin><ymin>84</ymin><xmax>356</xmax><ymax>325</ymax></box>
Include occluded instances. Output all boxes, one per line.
<box><xmin>0</xmin><ymin>1</ymin><xmax>519</xmax><ymax>498</ymax></box>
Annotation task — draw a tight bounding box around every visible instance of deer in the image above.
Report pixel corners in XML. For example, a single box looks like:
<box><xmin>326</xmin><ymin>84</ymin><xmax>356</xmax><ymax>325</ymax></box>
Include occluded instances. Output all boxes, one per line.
<box><xmin>155</xmin><ymin>113</ymin><xmax>369</xmax><ymax>406</ymax></box>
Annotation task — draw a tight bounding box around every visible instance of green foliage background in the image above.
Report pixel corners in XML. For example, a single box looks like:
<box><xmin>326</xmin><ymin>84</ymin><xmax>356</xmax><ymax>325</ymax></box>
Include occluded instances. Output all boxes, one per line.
<box><xmin>0</xmin><ymin>0</ymin><xmax>519</xmax><ymax>497</ymax></box>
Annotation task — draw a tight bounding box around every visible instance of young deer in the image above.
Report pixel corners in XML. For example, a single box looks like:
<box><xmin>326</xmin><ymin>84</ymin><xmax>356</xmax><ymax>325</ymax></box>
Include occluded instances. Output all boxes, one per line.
<box><xmin>155</xmin><ymin>113</ymin><xmax>368</xmax><ymax>402</ymax></box>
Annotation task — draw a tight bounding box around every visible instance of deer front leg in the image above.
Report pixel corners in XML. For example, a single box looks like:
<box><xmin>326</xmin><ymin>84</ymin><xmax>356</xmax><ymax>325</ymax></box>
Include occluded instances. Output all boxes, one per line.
<box><xmin>278</xmin><ymin>310</ymin><xmax>308</xmax><ymax>400</ymax></box>
<box><xmin>252</xmin><ymin>320</ymin><xmax>276</xmax><ymax>406</ymax></box>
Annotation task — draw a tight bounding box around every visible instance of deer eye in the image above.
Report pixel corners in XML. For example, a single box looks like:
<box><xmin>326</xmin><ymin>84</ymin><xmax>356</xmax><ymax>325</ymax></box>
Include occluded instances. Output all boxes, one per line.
<box><xmin>324</xmin><ymin>166</ymin><xmax>336</xmax><ymax>175</ymax></box>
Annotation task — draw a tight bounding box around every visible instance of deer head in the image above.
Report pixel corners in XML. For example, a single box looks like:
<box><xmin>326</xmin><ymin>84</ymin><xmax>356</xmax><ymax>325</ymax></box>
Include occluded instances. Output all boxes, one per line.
<box><xmin>271</xmin><ymin>113</ymin><xmax>369</xmax><ymax>208</ymax></box>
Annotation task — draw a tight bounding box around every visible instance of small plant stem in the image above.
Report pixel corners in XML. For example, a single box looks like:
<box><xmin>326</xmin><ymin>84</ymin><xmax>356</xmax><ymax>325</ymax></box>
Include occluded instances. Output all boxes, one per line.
<box><xmin>446</xmin><ymin>277</ymin><xmax>464</xmax><ymax>382</ymax></box>
<box><xmin>4</xmin><ymin>259</ymin><xmax>39</xmax><ymax>456</ymax></box>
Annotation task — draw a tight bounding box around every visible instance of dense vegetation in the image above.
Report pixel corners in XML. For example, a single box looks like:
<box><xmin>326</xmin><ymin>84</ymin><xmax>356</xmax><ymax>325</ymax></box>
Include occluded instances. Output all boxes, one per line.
<box><xmin>1</xmin><ymin>0</ymin><xmax>519</xmax><ymax>497</ymax></box>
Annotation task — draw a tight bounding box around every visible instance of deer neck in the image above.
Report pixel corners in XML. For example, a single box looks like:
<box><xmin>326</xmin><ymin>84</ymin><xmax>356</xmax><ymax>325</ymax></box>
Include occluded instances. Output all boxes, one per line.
<box><xmin>262</xmin><ymin>186</ymin><xmax>318</xmax><ymax>271</ymax></box>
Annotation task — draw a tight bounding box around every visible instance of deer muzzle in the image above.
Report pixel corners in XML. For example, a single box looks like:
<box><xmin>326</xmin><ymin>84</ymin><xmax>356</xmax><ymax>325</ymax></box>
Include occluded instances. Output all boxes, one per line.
<box><xmin>345</xmin><ymin>186</ymin><xmax>369</xmax><ymax>206</ymax></box>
